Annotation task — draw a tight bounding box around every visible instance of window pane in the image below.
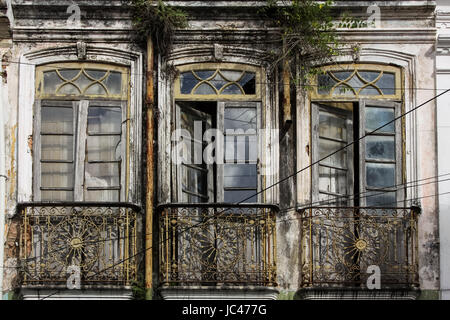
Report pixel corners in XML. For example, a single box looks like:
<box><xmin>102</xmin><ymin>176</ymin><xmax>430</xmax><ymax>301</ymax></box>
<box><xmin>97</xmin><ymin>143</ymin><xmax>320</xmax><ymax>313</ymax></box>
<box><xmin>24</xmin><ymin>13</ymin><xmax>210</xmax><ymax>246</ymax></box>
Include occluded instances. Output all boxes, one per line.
<box><xmin>239</xmin><ymin>72</ymin><xmax>256</xmax><ymax>94</ymax></box>
<box><xmin>319</xmin><ymin>165</ymin><xmax>347</xmax><ymax>195</ymax></box>
<box><xmin>41</xmin><ymin>190</ymin><xmax>74</xmax><ymax>201</ymax></box>
<box><xmin>225</xmin><ymin>135</ymin><xmax>235</xmax><ymax>162</ymax></box>
<box><xmin>366</xmin><ymin>136</ymin><xmax>395</xmax><ymax>161</ymax></box>
<box><xmin>224</xmin><ymin>108</ymin><xmax>256</xmax><ymax>130</ymax></box>
<box><xmin>88</xmin><ymin>107</ymin><xmax>122</xmax><ymax>134</ymax></box>
<box><xmin>359</xmin><ymin>85</ymin><xmax>380</xmax><ymax>96</ymax></box>
<box><xmin>318</xmin><ymin>73</ymin><xmax>336</xmax><ymax>94</ymax></box>
<box><xmin>359</xmin><ymin>71</ymin><xmax>381</xmax><ymax>82</ymax></box>
<box><xmin>73</xmin><ymin>72</ymin><xmax>92</xmax><ymax>91</ymax></box>
<box><xmin>85</xmin><ymin>69</ymin><xmax>107</xmax><ymax>80</ymax></box>
<box><xmin>224</xmin><ymin>164</ymin><xmax>257</xmax><ymax>188</ymax></box>
<box><xmin>181</xmin><ymin>192</ymin><xmax>205</xmax><ymax>203</ymax></box>
<box><xmin>85</xmin><ymin>189</ymin><xmax>119</xmax><ymax>202</ymax></box>
<box><xmin>43</xmin><ymin>71</ymin><xmax>64</xmax><ymax>94</ymax></box>
<box><xmin>85</xmin><ymin>162</ymin><xmax>120</xmax><ymax>188</ymax></box>
<box><xmin>194</xmin><ymin>83</ymin><xmax>215</xmax><ymax>95</ymax></box>
<box><xmin>319</xmin><ymin>139</ymin><xmax>347</xmax><ymax>168</ymax></box>
<box><xmin>318</xmin><ymin>192</ymin><xmax>348</xmax><ymax>206</ymax></box>
<box><xmin>365</xmin><ymin>191</ymin><xmax>396</xmax><ymax>207</ymax></box>
<box><xmin>221</xmin><ymin>84</ymin><xmax>242</xmax><ymax>95</ymax></box>
<box><xmin>347</xmin><ymin>74</ymin><xmax>365</xmax><ymax>91</ymax></box>
<box><xmin>366</xmin><ymin>162</ymin><xmax>395</xmax><ymax>188</ymax></box>
<box><xmin>221</xmin><ymin>70</ymin><xmax>243</xmax><ymax>81</ymax></box>
<box><xmin>41</xmin><ymin>163</ymin><xmax>74</xmax><ymax>188</ymax></box>
<box><xmin>333</xmin><ymin>85</ymin><xmax>355</xmax><ymax>96</ymax></box>
<box><xmin>59</xmin><ymin>69</ymin><xmax>80</xmax><ymax>80</ymax></box>
<box><xmin>180</xmin><ymin>72</ymin><xmax>198</xmax><ymax>94</ymax></box>
<box><xmin>332</xmin><ymin>71</ymin><xmax>353</xmax><ymax>81</ymax></box>
<box><xmin>41</xmin><ymin>106</ymin><xmax>73</xmax><ymax>134</ymax></box>
<box><xmin>181</xmin><ymin>165</ymin><xmax>207</xmax><ymax>196</ymax></box>
<box><xmin>41</xmin><ymin>135</ymin><xmax>73</xmax><ymax>161</ymax></box>
<box><xmin>195</xmin><ymin>70</ymin><xmax>215</xmax><ymax>80</ymax></box>
<box><xmin>365</xmin><ymin>106</ymin><xmax>395</xmax><ymax>133</ymax></box>
<box><xmin>225</xmin><ymin>135</ymin><xmax>257</xmax><ymax>162</ymax></box>
<box><xmin>103</xmin><ymin>71</ymin><xmax>122</xmax><ymax>95</ymax></box>
<box><xmin>210</xmin><ymin>73</ymin><xmax>227</xmax><ymax>91</ymax></box>
<box><xmin>319</xmin><ymin>111</ymin><xmax>348</xmax><ymax>140</ymax></box>
<box><xmin>86</xmin><ymin>135</ymin><xmax>121</xmax><ymax>161</ymax></box>
<box><xmin>58</xmin><ymin>83</ymin><xmax>80</xmax><ymax>95</ymax></box>
<box><xmin>85</xmin><ymin>83</ymin><xmax>107</xmax><ymax>95</ymax></box>
<box><xmin>224</xmin><ymin>189</ymin><xmax>257</xmax><ymax>203</ymax></box>
<box><xmin>378</xmin><ymin>72</ymin><xmax>395</xmax><ymax>95</ymax></box>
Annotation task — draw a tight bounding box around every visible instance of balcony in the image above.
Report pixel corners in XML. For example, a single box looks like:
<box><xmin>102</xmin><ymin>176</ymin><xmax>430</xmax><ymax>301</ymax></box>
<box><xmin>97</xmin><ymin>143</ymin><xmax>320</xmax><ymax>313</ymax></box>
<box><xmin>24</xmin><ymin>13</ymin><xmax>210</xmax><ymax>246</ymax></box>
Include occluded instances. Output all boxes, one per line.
<box><xmin>18</xmin><ymin>202</ymin><xmax>140</xmax><ymax>289</ymax></box>
<box><xmin>298</xmin><ymin>206</ymin><xmax>420</xmax><ymax>299</ymax></box>
<box><xmin>158</xmin><ymin>203</ymin><xmax>278</xmax><ymax>298</ymax></box>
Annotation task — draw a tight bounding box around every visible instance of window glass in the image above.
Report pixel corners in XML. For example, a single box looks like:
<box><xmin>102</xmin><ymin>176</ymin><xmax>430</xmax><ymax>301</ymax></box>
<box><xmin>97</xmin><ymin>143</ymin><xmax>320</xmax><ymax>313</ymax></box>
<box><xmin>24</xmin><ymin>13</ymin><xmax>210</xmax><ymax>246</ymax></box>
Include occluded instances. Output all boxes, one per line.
<box><xmin>317</xmin><ymin>106</ymin><xmax>352</xmax><ymax>205</ymax></box>
<box><xmin>85</xmin><ymin>106</ymin><xmax>122</xmax><ymax>201</ymax></box>
<box><xmin>365</xmin><ymin>106</ymin><xmax>395</xmax><ymax>133</ymax></box>
<box><xmin>40</xmin><ymin>105</ymin><xmax>75</xmax><ymax>201</ymax></box>
<box><xmin>42</xmin><ymin>67</ymin><xmax>123</xmax><ymax>98</ymax></box>
<box><xmin>315</xmin><ymin>66</ymin><xmax>398</xmax><ymax>98</ymax></box>
<box><xmin>180</xmin><ymin>69</ymin><xmax>256</xmax><ymax>96</ymax></box>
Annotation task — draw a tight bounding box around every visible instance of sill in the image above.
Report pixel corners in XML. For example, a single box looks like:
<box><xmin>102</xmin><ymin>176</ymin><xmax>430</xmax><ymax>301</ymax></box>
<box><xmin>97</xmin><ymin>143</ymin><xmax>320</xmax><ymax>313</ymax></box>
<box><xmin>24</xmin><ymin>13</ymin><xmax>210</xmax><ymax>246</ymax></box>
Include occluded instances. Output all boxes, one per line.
<box><xmin>296</xmin><ymin>287</ymin><xmax>421</xmax><ymax>300</ymax></box>
<box><xmin>159</xmin><ymin>285</ymin><xmax>280</xmax><ymax>300</ymax></box>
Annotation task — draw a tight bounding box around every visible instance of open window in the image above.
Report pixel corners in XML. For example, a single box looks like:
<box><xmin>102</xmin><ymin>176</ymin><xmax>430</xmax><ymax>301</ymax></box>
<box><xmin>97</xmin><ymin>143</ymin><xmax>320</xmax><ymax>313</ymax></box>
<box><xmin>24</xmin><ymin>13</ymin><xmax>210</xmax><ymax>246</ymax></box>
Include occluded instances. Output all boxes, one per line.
<box><xmin>312</xmin><ymin>100</ymin><xmax>403</xmax><ymax>207</ymax></box>
<box><xmin>174</xmin><ymin>101</ymin><xmax>260</xmax><ymax>204</ymax></box>
<box><xmin>311</xmin><ymin>64</ymin><xmax>404</xmax><ymax>207</ymax></box>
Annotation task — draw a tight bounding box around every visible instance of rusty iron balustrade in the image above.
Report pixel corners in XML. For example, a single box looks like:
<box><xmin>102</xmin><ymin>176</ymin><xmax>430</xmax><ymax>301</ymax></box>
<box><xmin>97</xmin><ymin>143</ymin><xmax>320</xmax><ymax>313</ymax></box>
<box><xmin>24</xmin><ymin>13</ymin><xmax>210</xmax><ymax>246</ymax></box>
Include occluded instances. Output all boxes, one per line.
<box><xmin>299</xmin><ymin>206</ymin><xmax>420</xmax><ymax>289</ymax></box>
<box><xmin>18</xmin><ymin>202</ymin><xmax>140</xmax><ymax>288</ymax></box>
<box><xmin>158</xmin><ymin>203</ymin><xmax>278</xmax><ymax>287</ymax></box>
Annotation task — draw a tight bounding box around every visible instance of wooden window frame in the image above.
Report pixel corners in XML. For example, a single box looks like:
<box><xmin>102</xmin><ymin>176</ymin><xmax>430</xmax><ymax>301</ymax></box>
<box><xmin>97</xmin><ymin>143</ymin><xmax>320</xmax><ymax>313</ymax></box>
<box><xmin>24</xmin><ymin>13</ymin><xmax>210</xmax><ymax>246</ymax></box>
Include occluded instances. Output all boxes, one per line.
<box><xmin>310</xmin><ymin>63</ymin><xmax>402</xmax><ymax>101</ymax></box>
<box><xmin>33</xmin><ymin>63</ymin><xmax>129</xmax><ymax>202</ymax></box>
<box><xmin>33</xmin><ymin>99</ymin><xmax>127</xmax><ymax>202</ymax></box>
<box><xmin>174</xmin><ymin>63</ymin><xmax>261</xmax><ymax>101</ymax></box>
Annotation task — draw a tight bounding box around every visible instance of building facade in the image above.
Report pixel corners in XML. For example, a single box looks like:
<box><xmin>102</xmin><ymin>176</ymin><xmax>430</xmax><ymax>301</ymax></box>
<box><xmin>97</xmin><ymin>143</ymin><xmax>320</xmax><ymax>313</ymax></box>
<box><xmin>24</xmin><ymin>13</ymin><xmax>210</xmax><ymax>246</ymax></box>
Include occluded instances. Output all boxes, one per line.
<box><xmin>0</xmin><ymin>0</ymin><xmax>443</xmax><ymax>300</ymax></box>
<box><xmin>436</xmin><ymin>0</ymin><xmax>450</xmax><ymax>301</ymax></box>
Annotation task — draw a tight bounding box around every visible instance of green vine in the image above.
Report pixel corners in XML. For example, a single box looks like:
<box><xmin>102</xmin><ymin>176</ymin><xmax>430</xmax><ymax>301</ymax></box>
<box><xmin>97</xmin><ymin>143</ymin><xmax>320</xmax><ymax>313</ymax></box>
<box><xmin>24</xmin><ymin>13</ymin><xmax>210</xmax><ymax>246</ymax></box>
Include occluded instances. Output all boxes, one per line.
<box><xmin>259</xmin><ymin>0</ymin><xmax>362</xmax><ymax>88</ymax></box>
<box><xmin>131</xmin><ymin>0</ymin><xmax>188</xmax><ymax>56</ymax></box>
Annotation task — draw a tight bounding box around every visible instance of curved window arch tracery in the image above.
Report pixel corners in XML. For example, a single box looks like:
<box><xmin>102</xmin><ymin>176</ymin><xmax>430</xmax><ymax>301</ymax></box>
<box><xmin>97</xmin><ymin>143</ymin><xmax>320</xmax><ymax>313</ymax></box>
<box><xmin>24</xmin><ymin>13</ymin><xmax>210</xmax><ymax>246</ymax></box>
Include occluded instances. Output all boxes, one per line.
<box><xmin>175</xmin><ymin>63</ymin><xmax>261</xmax><ymax>100</ymax></box>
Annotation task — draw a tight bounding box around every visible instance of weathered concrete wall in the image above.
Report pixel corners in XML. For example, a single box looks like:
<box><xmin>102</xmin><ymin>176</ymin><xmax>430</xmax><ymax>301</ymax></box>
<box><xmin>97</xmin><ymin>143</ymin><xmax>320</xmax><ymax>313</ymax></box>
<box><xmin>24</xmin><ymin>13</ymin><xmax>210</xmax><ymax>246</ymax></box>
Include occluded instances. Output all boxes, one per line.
<box><xmin>436</xmin><ymin>0</ymin><xmax>450</xmax><ymax>300</ymax></box>
<box><xmin>1</xmin><ymin>0</ymin><xmax>145</xmax><ymax>298</ymax></box>
<box><xmin>0</xmin><ymin>0</ymin><xmax>442</xmax><ymax>299</ymax></box>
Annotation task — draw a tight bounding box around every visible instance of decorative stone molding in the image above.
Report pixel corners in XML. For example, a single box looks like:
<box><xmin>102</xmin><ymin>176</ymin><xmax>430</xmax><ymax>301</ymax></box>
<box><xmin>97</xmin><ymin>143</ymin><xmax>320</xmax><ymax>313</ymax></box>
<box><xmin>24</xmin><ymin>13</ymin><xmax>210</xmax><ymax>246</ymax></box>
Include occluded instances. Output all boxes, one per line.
<box><xmin>21</xmin><ymin>289</ymin><xmax>133</xmax><ymax>300</ymax></box>
<box><xmin>159</xmin><ymin>286</ymin><xmax>280</xmax><ymax>300</ymax></box>
<box><xmin>76</xmin><ymin>41</ymin><xmax>87</xmax><ymax>60</ymax></box>
<box><xmin>296</xmin><ymin>288</ymin><xmax>421</xmax><ymax>300</ymax></box>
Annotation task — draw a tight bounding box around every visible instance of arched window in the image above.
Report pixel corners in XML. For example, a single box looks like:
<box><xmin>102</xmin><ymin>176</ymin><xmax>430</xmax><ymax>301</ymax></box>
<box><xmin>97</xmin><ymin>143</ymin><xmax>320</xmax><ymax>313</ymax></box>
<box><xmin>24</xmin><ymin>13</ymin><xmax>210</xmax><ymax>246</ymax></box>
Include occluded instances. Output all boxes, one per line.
<box><xmin>310</xmin><ymin>64</ymin><xmax>404</xmax><ymax>207</ymax></box>
<box><xmin>173</xmin><ymin>63</ymin><xmax>263</xmax><ymax>203</ymax></box>
<box><xmin>33</xmin><ymin>63</ymin><xmax>130</xmax><ymax>202</ymax></box>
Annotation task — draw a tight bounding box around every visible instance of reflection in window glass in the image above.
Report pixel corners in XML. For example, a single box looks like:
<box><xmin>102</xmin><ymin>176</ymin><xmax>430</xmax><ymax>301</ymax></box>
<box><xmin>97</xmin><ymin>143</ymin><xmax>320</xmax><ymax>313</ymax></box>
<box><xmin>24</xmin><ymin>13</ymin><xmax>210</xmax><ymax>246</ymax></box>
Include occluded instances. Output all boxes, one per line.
<box><xmin>365</xmin><ymin>190</ymin><xmax>396</xmax><ymax>207</ymax></box>
<box><xmin>365</xmin><ymin>106</ymin><xmax>395</xmax><ymax>133</ymax></box>
<box><xmin>366</xmin><ymin>163</ymin><xmax>395</xmax><ymax>188</ymax></box>
<box><xmin>40</xmin><ymin>105</ymin><xmax>75</xmax><ymax>201</ymax></box>
<box><xmin>42</xmin><ymin>68</ymin><xmax>122</xmax><ymax>97</ymax></box>
<box><xmin>85</xmin><ymin>105</ymin><xmax>122</xmax><ymax>201</ymax></box>
<box><xmin>366</xmin><ymin>136</ymin><xmax>395</xmax><ymax>161</ymax></box>
<box><xmin>316</xmin><ymin>68</ymin><xmax>397</xmax><ymax>97</ymax></box>
<box><xmin>179</xmin><ymin>69</ymin><xmax>256</xmax><ymax>96</ymax></box>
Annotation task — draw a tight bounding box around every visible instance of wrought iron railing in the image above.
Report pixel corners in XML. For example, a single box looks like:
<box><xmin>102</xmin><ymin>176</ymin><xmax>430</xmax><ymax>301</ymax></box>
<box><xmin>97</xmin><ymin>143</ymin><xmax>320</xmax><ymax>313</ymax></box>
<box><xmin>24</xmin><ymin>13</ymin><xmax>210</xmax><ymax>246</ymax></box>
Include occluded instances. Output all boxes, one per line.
<box><xmin>299</xmin><ymin>207</ymin><xmax>419</xmax><ymax>289</ymax></box>
<box><xmin>18</xmin><ymin>202</ymin><xmax>140</xmax><ymax>287</ymax></box>
<box><xmin>158</xmin><ymin>203</ymin><xmax>278</xmax><ymax>287</ymax></box>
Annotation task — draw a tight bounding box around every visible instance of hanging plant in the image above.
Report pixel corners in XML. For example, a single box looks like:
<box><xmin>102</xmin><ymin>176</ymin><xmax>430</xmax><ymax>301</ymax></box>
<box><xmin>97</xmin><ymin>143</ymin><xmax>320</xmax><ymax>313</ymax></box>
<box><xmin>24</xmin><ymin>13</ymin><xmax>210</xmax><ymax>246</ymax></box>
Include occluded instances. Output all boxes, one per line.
<box><xmin>131</xmin><ymin>0</ymin><xmax>188</xmax><ymax>57</ymax></box>
<box><xmin>259</xmin><ymin>0</ymin><xmax>362</xmax><ymax>87</ymax></box>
